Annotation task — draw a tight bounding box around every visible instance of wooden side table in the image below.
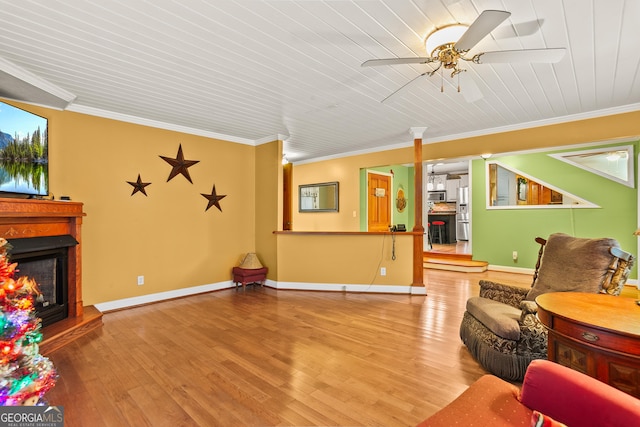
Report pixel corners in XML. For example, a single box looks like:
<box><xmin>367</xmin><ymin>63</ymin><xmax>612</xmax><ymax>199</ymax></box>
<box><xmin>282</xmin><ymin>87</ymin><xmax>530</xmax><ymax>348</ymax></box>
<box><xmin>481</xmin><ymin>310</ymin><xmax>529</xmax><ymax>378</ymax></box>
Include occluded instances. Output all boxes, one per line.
<box><xmin>536</xmin><ymin>292</ymin><xmax>640</xmax><ymax>398</ymax></box>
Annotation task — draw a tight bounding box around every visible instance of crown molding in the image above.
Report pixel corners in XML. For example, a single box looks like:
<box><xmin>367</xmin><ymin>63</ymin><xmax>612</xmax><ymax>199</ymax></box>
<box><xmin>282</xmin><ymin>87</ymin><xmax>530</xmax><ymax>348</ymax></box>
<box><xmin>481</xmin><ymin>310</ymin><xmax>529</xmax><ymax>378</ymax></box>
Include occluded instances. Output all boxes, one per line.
<box><xmin>297</xmin><ymin>103</ymin><xmax>640</xmax><ymax>164</ymax></box>
<box><xmin>410</xmin><ymin>127</ymin><xmax>429</xmax><ymax>139</ymax></box>
<box><xmin>0</xmin><ymin>57</ymin><xmax>76</xmax><ymax>110</ymax></box>
<box><xmin>255</xmin><ymin>134</ymin><xmax>289</xmax><ymax>145</ymax></box>
<box><xmin>66</xmin><ymin>103</ymin><xmax>256</xmax><ymax>145</ymax></box>
<box><xmin>425</xmin><ymin>103</ymin><xmax>640</xmax><ymax>145</ymax></box>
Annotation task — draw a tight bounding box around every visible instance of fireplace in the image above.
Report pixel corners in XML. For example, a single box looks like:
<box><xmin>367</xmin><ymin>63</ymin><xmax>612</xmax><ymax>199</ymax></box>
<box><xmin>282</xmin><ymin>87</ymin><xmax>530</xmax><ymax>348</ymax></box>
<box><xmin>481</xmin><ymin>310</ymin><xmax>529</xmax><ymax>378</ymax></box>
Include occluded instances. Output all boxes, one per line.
<box><xmin>0</xmin><ymin>198</ymin><xmax>102</xmax><ymax>354</ymax></box>
<box><xmin>8</xmin><ymin>235</ymin><xmax>78</xmax><ymax>328</ymax></box>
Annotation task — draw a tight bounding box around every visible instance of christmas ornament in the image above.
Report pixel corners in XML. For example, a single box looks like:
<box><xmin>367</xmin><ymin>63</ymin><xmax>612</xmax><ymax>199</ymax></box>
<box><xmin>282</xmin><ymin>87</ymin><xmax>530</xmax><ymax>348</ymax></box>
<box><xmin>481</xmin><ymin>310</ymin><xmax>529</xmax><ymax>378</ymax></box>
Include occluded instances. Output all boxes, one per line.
<box><xmin>0</xmin><ymin>238</ymin><xmax>57</xmax><ymax>406</ymax></box>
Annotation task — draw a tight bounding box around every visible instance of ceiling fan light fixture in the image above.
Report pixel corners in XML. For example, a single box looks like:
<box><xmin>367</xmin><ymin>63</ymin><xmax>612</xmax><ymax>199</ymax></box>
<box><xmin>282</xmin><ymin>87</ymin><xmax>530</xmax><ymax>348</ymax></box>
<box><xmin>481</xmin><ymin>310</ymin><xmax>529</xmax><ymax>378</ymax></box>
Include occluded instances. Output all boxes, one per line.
<box><xmin>606</xmin><ymin>151</ymin><xmax>623</xmax><ymax>161</ymax></box>
<box><xmin>425</xmin><ymin>24</ymin><xmax>468</xmax><ymax>56</ymax></box>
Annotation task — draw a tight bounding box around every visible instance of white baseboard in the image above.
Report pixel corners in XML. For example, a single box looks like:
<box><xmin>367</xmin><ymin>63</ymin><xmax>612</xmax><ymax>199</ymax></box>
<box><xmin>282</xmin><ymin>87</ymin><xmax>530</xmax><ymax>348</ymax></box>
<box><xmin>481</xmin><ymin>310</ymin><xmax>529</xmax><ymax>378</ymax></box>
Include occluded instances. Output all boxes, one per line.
<box><xmin>94</xmin><ymin>280</ymin><xmax>426</xmax><ymax>312</ymax></box>
<box><xmin>265</xmin><ymin>280</ymin><xmax>426</xmax><ymax>295</ymax></box>
<box><xmin>95</xmin><ymin>271</ymin><xmax>637</xmax><ymax>313</ymax></box>
<box><xmin>95</xmin><ymin>280</ymin><xmax>236</xmax><ymax>312</ymax></box>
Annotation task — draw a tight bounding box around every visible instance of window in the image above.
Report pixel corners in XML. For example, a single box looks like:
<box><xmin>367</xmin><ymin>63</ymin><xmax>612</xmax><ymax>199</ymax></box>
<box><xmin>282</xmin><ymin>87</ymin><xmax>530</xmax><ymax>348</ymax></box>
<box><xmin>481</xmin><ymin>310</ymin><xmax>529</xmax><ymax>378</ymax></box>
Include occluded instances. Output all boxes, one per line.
<box><xmin>487</xmin><ymin>162</ymin><xmax>596</xmax><ymax>209</ymax></box>
<box><xmin>549</xmin><ymin>145</ymin><xmax>634</xmax><ymax>188</ymax></box>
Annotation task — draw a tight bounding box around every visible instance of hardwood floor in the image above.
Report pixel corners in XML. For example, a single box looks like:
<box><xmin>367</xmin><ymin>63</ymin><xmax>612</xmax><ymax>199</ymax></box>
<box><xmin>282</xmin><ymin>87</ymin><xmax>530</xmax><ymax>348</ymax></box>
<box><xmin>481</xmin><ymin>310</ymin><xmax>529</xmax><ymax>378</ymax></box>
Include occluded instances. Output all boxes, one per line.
<box><xmin>46</xmin><ymin>269</ymin><xmax>535</xmax><ymax>426</ymax></box>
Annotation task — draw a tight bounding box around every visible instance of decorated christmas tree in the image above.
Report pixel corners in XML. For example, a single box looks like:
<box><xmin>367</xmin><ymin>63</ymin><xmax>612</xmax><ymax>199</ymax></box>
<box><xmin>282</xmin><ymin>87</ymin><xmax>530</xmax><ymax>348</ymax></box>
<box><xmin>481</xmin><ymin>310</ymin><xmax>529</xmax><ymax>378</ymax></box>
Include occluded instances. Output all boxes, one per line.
<box><xmin>0</xmin><ymin>238</ymin><xmax>57</xmax><ymax>406</ymax></box>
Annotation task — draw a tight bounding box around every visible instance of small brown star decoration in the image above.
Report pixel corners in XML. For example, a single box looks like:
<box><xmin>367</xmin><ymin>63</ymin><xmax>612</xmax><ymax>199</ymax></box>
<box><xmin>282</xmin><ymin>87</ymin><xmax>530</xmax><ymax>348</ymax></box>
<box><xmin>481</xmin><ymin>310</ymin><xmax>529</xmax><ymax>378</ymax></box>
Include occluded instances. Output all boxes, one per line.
<box><xmin>159</xmin><ymin>144</ymin><xmax>200</xmax><ymax>183</ymax></box>
<box><xmin>201</xmin><ymin>184</ymin><xmax>227</xmax><ymax>212</ymax></box>
<box><xmin>127</xmin><ymin>174</ymin><xmax>152</xmax><ymax>196</ymax></box>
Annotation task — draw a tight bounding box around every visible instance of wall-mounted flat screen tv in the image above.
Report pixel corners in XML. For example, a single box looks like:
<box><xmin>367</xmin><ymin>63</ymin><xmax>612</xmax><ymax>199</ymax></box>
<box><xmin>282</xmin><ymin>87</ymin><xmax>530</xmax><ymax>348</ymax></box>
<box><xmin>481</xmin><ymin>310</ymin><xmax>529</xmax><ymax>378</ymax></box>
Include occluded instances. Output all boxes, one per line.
<box><xmin>0</xmin><ymin>101</ymin><xmax>48</xmax><ymax>197</ymax></box>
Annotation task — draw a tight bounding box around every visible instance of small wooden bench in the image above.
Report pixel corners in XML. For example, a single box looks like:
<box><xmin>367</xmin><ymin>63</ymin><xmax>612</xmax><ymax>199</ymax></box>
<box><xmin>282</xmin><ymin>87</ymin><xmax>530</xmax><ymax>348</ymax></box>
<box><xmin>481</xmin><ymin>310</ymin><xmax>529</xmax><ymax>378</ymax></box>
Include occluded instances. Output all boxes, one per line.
<box><xmin>232</xmin><ymin>266</ymin><xmax>268</xmax><ymax>290</ymax></box>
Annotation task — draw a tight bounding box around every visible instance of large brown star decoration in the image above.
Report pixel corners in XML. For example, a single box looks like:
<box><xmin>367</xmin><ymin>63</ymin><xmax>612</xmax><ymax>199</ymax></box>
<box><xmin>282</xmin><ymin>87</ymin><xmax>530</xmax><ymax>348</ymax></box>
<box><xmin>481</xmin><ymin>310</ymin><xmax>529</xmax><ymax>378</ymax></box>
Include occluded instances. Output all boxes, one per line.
<box><xmin>159</xmin><ymin>144</ymin><xmax>200</xmax><ymax>183</ymax></box>
<box><xmin>201</xmin><ymin>184</ymin><xmax>227</xmax><ymax>212</ymax></box>
<box><xmin>127</xmin><ymin>174</ymin><xmax>152</xmax><ymax>196</ymax></box>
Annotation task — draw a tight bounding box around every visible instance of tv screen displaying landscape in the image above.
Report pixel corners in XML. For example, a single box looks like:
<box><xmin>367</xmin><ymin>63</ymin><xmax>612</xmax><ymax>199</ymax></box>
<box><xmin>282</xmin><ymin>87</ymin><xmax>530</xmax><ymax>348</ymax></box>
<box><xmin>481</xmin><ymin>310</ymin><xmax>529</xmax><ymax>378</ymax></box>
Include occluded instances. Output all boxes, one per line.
<box><xmin>0</xmin><ymin>101</ymin><xmax>48</xmax><ymax>196</ymax></box>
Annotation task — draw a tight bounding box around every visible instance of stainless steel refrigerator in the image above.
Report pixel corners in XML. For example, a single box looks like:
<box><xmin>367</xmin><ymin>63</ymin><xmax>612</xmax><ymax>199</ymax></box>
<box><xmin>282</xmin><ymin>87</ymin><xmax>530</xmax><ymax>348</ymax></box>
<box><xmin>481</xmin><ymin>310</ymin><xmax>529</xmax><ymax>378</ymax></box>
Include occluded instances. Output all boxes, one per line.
<box><xmin>456</xmin><ymin>186</ymin><xmax>469</xmax><ymax>241</ymax></box>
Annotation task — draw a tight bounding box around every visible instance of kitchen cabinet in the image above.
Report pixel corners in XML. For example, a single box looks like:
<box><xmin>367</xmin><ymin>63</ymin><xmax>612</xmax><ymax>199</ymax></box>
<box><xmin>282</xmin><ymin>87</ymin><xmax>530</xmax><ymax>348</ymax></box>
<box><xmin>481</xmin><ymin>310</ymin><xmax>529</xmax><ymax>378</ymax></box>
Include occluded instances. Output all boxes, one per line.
<box><xmin>446</xmin><ymin>179</ymin><xmax>460</xmax><ymax>201</ymax></box>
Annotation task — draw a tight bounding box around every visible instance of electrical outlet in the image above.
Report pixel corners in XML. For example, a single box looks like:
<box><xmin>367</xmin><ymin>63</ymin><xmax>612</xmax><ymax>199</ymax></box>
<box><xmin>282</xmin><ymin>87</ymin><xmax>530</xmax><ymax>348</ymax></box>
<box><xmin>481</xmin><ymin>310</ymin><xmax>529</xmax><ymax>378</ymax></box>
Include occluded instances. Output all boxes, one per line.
<box><xmin>380</xmin><ymin>267</ymin><xmax>386</xmax><ymax>276</ymax></box>
<box><xmin>512</xmin><ymin>251</ymin><xmax>518</xmax><ymax>260</ymax></box>
<box><xmin>137</xmin><ymin>275</ymin><xmax>144</xmax><ymax>285</ymax></box>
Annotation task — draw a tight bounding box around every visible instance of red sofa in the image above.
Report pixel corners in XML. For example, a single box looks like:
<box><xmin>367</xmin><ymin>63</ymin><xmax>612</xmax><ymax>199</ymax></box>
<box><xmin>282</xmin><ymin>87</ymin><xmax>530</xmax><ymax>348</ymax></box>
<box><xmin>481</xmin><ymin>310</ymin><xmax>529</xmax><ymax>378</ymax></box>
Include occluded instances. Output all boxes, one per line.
<box><xmin>418</xmin><ymin>359</ymin><xmax>640</xmax><ymax>426</ymax></box>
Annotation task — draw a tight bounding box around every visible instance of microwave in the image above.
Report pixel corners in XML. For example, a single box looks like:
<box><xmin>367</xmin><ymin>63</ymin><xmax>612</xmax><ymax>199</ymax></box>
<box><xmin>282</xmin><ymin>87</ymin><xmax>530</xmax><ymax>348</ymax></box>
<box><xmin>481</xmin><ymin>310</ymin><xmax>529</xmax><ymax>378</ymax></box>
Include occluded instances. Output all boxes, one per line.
<box><xmin>427</xmin><ymin>191</ymin><xmax>446</xmax><ymax>201</ymax></box>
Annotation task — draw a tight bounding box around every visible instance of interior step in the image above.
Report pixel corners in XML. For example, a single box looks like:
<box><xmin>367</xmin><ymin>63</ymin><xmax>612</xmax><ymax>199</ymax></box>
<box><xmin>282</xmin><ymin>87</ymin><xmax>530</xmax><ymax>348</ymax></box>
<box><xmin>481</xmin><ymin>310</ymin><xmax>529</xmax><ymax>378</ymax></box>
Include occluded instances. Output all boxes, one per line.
<box><xmin>40</xmin><ymin>305</ymin><xmax>103</xmax><ymax>355</ymax></box>
<box><xmin>425</xmin><ymin>251</ymin><xmax>473</xmax><ymax>261</ymax></box>
<box><xmin>424</xmin><ymin>252</ymin><xmax>488</xmax><ymax>273</ymax></box>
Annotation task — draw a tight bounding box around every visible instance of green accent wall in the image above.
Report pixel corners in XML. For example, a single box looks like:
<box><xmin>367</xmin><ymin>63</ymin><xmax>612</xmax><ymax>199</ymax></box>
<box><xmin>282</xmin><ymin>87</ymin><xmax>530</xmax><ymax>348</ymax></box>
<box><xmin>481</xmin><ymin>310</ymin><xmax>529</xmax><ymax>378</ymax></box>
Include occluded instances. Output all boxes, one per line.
<box><xmin>471</xmin><ymin>141</ymin><xmax>638</xmax><ymax>278</ymax></box>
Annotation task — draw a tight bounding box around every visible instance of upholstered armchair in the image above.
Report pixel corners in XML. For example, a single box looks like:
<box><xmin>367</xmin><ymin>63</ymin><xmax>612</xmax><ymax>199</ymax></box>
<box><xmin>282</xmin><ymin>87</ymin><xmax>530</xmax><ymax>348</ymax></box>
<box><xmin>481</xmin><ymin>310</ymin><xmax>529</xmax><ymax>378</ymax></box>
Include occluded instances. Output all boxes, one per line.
<box><xmin>459</xmin><ymin>233</ymin><xmax>634</xmax><ymax>381</ymax></box>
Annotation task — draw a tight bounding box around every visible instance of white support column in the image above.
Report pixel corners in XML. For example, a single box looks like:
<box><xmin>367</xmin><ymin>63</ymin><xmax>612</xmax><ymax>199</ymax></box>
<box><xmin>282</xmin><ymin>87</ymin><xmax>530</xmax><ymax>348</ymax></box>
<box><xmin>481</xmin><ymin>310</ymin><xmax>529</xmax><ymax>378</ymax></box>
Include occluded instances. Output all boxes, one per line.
<box><xmin>410</xmin><ymin>127</ymin><xmax>428</xmax><ymax>140</ymax></box>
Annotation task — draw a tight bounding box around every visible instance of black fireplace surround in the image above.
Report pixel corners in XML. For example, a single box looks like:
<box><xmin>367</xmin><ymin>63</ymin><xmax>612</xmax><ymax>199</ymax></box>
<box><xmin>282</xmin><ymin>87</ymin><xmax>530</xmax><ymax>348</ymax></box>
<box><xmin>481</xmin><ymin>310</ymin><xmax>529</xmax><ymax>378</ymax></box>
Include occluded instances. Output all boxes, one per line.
<box><xmin>7</xmin><ymin>235</ymin><xmax>78</xmax><ymax>328</ymax></box>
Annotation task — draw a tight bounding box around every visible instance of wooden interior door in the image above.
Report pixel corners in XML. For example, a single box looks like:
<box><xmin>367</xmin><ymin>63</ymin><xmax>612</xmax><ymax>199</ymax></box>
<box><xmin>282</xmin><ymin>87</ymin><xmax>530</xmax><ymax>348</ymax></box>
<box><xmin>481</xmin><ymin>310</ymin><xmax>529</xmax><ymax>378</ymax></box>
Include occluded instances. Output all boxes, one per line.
<box><xmin>367</xmin><ymin>173</ymin><xmax>391</xmax><ymax>232</ymax></box>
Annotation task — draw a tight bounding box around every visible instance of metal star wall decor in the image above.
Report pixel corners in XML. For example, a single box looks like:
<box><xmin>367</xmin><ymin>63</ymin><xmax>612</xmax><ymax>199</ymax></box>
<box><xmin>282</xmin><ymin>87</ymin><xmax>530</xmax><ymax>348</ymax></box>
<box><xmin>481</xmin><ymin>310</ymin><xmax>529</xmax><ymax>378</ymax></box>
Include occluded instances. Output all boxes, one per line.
<box><xmin>201</xmin><ymin>184</ymin><xmax>227</xmax><ymax>212</ymax></box>
<box><xmin>127</xmin><ymin>174</ymin><xmax>152</xmax><ymax>196</ymax></box>
<box><xmin>159</xmin><ymin>144</ymin><xmax>200</xmax><ymax>183</ymax></box>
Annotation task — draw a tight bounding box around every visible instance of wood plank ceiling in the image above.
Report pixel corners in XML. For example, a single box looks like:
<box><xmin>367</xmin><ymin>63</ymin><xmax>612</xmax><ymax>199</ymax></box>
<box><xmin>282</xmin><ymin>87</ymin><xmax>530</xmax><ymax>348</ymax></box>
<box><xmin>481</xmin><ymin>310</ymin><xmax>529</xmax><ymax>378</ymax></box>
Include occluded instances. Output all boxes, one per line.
<box><xmin>0</xmin><ymin>0</ymin><xmax>638</xmax><ymax>163</ymax></box>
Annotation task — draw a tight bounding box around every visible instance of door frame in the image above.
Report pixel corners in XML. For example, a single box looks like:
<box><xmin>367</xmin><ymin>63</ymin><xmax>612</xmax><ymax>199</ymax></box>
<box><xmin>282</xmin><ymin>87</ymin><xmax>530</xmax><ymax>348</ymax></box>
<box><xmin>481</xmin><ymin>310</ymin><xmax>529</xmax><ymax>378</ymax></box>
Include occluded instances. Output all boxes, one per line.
<box><xmin>366</xmin><ymin>170</ymin><xmax>393</xmax><ymax>232</ymax></box>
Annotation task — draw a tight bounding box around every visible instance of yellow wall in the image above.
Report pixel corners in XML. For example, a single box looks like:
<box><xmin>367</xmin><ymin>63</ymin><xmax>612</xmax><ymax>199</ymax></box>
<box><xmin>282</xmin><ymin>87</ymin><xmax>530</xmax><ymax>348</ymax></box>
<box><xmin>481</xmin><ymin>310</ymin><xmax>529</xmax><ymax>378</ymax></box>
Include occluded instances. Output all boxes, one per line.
<box><xmin>4</xmin><ymin>100</ymin><xmax>638</xmax><ymax>302</ymax></box>
<box><xmin>293</xmin><ymin>148</ymin><xmax>414</xmax><ymax>231</ymax></box>
<box><xmin>423</xmin><ymin>111</ymin><xmax>640</xmax><ymax>160</ymax></box>
<box><xmin>276</xmin><ymin>233</ymin><xmax>413</xmax><ymax>286</ymax></box>
<box><xmin>4</xmin><ymin>100</ymin><xmax>257</xmax><ymax>305</ymax></box>
<box><xmin>255</xmin><ymin>140</ymin><xmax>282</xmax><ymax>279</ymax></box>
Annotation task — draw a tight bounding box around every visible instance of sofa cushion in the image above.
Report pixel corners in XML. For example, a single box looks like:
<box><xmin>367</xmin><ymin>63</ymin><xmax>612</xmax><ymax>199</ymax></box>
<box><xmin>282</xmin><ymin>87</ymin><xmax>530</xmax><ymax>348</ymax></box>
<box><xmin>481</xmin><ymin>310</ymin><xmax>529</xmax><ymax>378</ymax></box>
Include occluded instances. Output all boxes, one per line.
<box><xmin>525</xmin><ymin>233</ymin><xmax>618</xmax><ymax>301</ymax></box>
<box><xmin>466</xmin><ymin>297</ymin><xmax>521</xmax><ymax>341</ymax></box>
<box><xmin>520</xmin><ymin>360</ymin><xmax>640</xmax><ymax>426</ymax></box>
<box><xmin>416</xmin><ymin>374</ymin><xmax>530</xmax><ymax>427</ymax></box>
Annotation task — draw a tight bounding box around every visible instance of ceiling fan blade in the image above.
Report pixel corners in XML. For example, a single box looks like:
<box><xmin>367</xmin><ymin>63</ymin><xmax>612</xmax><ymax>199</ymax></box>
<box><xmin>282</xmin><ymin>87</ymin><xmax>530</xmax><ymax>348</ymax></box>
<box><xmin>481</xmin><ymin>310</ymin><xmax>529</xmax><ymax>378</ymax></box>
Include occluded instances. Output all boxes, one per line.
<box><xmin>454</xmin><ymin>10</ymin><xmax>511</xmax><ymax>53</ymax></box>
<box><xmin>474</xmin><ymin>48</ymin><xmax>566</xmax><ymax>64</ymax></box>
<box><xmin>362</xmin><ymin>57</ymin><xmax>436</xmax><ymax>67</ymax></box>
<box><xmin>493</xmin><ymin>19</ymin><xmax>545</xmax><ymax>39</ymax></box>
<box><xmin>381</xmin><ymin>72</ymin><xmax>429</xmax><ymax>103</ymax></box>
<box><xmin>459</xmin><ymin>73</ymin><xmax>483</xmax><ymax>103</ymax></box>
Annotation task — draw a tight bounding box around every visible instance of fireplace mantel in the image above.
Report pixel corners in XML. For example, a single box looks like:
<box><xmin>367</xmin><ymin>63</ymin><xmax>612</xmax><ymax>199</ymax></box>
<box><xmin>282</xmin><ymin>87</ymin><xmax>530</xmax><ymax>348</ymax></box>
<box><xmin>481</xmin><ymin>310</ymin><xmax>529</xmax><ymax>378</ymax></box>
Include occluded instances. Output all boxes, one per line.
<box><xmin>0</xmin><ymin>197</ymin><xmax>85</xmax><ymax>317</ymax></box>
<box><xmin>0</xmin><ymin>198</ymin><xmax>101</xmax><ymax>353</ymax></box>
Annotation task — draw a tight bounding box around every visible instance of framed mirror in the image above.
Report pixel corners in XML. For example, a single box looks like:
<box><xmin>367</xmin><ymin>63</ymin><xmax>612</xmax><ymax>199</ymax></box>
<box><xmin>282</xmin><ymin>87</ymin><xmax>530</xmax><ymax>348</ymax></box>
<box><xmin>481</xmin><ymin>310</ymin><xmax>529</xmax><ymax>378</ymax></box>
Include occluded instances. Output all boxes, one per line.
<box><xmin>299</xmin><ymin>181</ymin><xmax>339</xmax><ymax>212</ymax></box>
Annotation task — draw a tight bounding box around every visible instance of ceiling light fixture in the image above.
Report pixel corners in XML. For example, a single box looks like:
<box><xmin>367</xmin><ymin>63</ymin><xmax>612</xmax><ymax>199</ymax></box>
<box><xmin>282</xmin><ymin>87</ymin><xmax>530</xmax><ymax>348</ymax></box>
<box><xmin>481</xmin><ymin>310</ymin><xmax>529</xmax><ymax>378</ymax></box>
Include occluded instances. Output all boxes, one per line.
<box><xmin>425</xmin><ymin>25</ymin><xmax>468</xmax><ymax>57</ymax></box>
<box><xmin>606</xmin><ymin>151</ymin><xmax>622</xmax><ymax>161</ymax></box>
<box><xmin>424</xmin><ymin>24</ymin><xmax>470</xmax><ymax>82</ymax></box>
<box><xmin>480</xmin><ymin>153</ymin><xmax>492</xmax><ymax>160</ymax></box>
<box><xmin>364</xmin><ymin>10</ymin><xmax>566</xmax><ymax>103</ymax></box>
<box><xmin>424</xmin><ymin>24</ymin><xmax>471</xmax><ymax>93</ymax></box>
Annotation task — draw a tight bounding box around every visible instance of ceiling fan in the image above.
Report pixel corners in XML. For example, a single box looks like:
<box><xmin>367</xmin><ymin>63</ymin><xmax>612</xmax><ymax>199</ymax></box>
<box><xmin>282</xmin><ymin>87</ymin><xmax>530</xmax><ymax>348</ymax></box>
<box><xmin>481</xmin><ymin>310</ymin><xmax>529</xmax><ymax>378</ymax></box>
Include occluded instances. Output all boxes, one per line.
<box><xmin>362</xmin><ymin>10</ymin><xmax>566</xmax><ymax>103</ymax></box>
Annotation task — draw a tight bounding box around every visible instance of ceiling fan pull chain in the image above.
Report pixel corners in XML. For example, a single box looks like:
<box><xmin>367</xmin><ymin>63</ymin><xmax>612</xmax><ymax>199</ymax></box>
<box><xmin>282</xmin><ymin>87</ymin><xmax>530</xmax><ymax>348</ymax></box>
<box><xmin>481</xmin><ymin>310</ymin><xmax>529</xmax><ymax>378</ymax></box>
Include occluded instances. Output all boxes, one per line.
<box><xmin>458</xmin><ymin>73</ymin><xmax>461</xmax><ymax>93</ymax></box>
<box><xmin>441</xmin><ymin>68</ymin><xmax>444</xmax><ymax>93</ymax></box>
